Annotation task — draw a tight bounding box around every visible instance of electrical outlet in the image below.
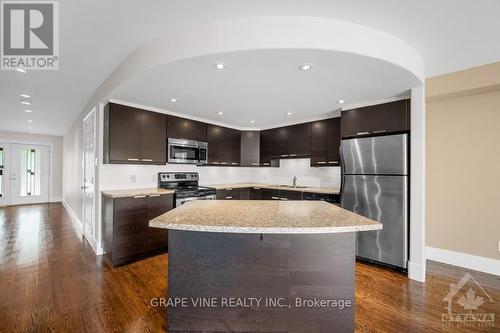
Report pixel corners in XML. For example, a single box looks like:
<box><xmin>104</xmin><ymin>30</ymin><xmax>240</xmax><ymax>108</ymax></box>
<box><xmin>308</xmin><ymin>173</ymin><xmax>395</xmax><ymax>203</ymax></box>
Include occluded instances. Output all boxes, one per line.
<box><xmin>130</xmin><ymin>175</ymin><xmax>136</xmax><ymax>183</ymax></box>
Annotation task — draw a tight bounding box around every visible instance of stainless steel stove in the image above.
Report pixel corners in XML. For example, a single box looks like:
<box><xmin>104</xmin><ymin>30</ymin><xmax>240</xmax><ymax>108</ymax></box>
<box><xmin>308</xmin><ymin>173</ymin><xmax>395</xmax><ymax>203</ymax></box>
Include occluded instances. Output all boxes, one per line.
<box><xmin>158</xmin><ymin>172</ymin><xmax>216</xmax><ymax>207</ymax></box>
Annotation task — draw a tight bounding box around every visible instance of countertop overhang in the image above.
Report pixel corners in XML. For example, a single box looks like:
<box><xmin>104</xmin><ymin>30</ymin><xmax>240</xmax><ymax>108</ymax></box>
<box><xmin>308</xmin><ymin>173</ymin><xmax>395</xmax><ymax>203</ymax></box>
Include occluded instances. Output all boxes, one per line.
<box><xmin>149</xmin><ymin>200</ymin><xmax>381</xmax><ymax>234</ymax></box>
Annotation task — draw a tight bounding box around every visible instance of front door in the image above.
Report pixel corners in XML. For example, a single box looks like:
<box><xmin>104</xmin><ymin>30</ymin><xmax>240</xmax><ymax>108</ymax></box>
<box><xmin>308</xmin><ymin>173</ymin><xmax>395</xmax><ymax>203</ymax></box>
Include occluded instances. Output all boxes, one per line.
<box><xmin>82</xmin><ymin>110</ymin><xmax>96</xmax><ymax>241</ymax></box>
<box><xmin>10</xmin><ymin>144</ymin><xmax>50</xmax><ymax>205</ymax></box>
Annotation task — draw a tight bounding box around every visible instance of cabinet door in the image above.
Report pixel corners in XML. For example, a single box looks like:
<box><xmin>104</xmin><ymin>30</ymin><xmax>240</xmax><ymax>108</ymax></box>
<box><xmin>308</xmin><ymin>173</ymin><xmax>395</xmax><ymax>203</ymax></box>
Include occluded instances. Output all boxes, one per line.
<box><xmin>340</xmin><ymin>108</ymin><xmax>372</xmax><ymax>138</ymax></box>
<box><xmin>241</xmin><ymin>131</ymin><xmax>260</xmax><ymax>167</ymax></box>
<box><xmin>207</xmin><ymin>125</ymin><xmax>223</xmax><ymax>164</ymax></box>
<box><xmin>145</xmin><ymin>194</ymin><xmax>172</xmax><ymax>251</ymax></box>
<box><xmin>108</xmin><ymin>103</ymin><xmax>142</xmax><ymax>162</ymax></box>
<box><xmin>250</xmin><ymin>187</ymin><xmax>261</xmax><ymax>200</ymax></box>
<box><xmin>279</xmin><ymin>190</ymin><xmax>303</xmax><ymax>201</ymax></box>
<box><xmin>311</xmin><ymin>120</ymin><xmax>328</xmax><ymax>166</ymax></box>
<box><xmin>228</xmin><ymin>128</ymin><xmax>241</xmax><ymax>166</ymax></box>
<box><xmin>371</xmin><ymin>100</ymin><xmax>410</xmax><ymax>134</ymax></box>
<box><xmin>167</xmin><ymin>116</ymin><xmax>189</xmax><ymax>140</ymax></box>
<box><xmin>271</xmin><ymin>127</ymin><xmax>289</xmax><ymax>158</ymax></box>
<box><xmin>238</xmin><ymin>188</ymin><xmax>251</xmax><ymax>200</ymax></box>
<box><xmin>113</xmin><ymin>197</ymin><xmax>148</xmax><ymax>261</ymax></box>
<box><xmin>188</xmin><ymin>120</ymin><xmax>207</xmax><ymax>142</ymax></box>
<box><xmin>288</xmin><ymin>123</ymin><xmax>311</xmax><ymax>157</ymax></box>
<box><xmin>261</xmin><ymin>188</ymin><xmax>279</xmax><ymax>200</ymax></box>
<box><xmin>326</xmin><ymin>117</ymin><xmax>341</xmax><ymax>165</ymax></box>
<box><xmin>259</xmin><ymin>130</ymin><xmax>272</xmax><ymax>166</ymax></box>
<box><xmin>140</xmin><ymin>111</ymin><xmax>166</xmax><ymax>164</ymax></box>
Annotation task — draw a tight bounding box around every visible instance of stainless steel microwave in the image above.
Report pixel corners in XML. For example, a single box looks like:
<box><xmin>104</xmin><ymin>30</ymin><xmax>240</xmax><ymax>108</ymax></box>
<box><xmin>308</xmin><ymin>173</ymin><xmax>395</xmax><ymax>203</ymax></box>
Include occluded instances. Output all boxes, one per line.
<box><xmin>167</xmin><ymin>138</ymin><xmax>208</xmax><ymax>165</ymax></box>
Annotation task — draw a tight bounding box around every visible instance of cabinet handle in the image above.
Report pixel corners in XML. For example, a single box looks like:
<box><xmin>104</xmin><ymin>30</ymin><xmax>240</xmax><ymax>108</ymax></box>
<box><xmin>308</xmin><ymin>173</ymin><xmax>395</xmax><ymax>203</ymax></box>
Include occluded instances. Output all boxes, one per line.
<box><xmin>254</xmin><ymin>187</ymin><xmax>260</xmax><ymax>190</ymax></box>
<box><xmin>220</xmin><ymin>162</ymin><xmax>227</xmax><ymax>165</ymax></box>
<box><xmin>133</xmin><ymin>195</ymin><xmax>146</xmax><ymax>199</ymax></box>
<box><xmin>212</xmin><ymin>161</ymin><xmax>220</xmax><ymax>164</ymax></box>
<box><xmin>142</xmin><ymin>158</ymin><xmax>153</xmax><ymax>162</ymax></box>
<box><xmin>280</xmin><ymin>198</ymin><xmax>288</xmax><ymax>201</ymax></box>
<box><xmin>356</xmin><ymin>132</ymin><xmax>370</xmax><ymax>136</ymax></box>
<box><xmin>231</xmin><ymin>163</ymin><xmax>238</xmax><ymax>165</ymax></box>
<box><xmin>262</xmin><ymin>163</ymin><xmax>270</xmax><ymax>166</ymax></box>
<box><xmin>226</xmin><ymin>196</ymin><xmax>232</xmax><ymax>199</ymax></box>
<box><xmin>271</xmin><ymin>196</ymin><xmax>279</xmax><ymax>200</ymax></box>
<box><xmin>373</xmin><ymin>130</ymin><xmax>386</xmax><ymax>134</ymax></box>
<box><xmin>328</xmin><ymin>161</ymin><xmax>339</xmax><ymax>164</ymax></box>
<box><xmin>317</xmin><ymin>161</ymin><xmax>327</xmax><ymax>164</ymax></box>
<box><xmin>225</xmin><ymin>188</ymin><xmax>232</xmax><ymax>191</ymax></box>
<box><xmin>281</xmin><ymin>154</ymin><xmax>289</xmax><ymax>157</ymax></box>
<box><xmin>149</xmin><ymin>194</ymin><xmax>160</xmax><ymax>197</ymax></box>
<box><xmin>127</xmin><ymin>158</ymin><xmax>139</xmax><ymax>161</ymax></box>
<box><xmin>251</xmin><ymin>163</ymin><xmax>259</xmax><ymax>166</ymax></box>
<box><xmin>289</xmin><ymin>154</ymin><xmax>297</xmax><ymax>157</ymax></box>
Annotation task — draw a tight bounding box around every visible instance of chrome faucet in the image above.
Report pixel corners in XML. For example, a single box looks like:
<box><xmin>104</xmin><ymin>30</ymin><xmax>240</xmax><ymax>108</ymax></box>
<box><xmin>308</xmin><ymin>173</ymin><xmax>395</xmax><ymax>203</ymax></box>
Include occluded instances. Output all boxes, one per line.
<box><xmin>292</xmin><ymin>176</ymin><xmax>297</xmax><ymax>188</ymax></box>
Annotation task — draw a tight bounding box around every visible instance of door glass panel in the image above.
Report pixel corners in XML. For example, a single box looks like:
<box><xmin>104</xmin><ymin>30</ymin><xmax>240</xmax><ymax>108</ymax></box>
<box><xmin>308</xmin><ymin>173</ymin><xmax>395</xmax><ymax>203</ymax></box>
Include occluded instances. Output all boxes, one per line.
<box><xmin>0</xmin><ymin>147</ymin><xmax>3</xmax><ymax>198</ymax></box>
<box><xmin>20</xmin><ymin>148</ymin><xmax>41</xmax><ymax>197</ymax></box>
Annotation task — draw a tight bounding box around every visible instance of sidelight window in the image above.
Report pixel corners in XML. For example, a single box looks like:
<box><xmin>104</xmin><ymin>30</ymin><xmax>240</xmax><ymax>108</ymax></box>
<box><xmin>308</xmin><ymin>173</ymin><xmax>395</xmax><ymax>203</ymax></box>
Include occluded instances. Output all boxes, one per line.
<box><xmin>20</xmin><ymin>148</ymin><xmax>41</xmax><ymax>197</ymax></box>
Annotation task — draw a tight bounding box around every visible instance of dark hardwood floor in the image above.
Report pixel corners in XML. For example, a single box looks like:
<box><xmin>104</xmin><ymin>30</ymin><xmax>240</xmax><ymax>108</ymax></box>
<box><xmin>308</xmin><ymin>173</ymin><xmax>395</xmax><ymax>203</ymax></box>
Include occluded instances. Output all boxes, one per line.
<box><xmin>0</xmin><ymin>203</ymin><xmax>498</xmax><ymax>332</ymax></box>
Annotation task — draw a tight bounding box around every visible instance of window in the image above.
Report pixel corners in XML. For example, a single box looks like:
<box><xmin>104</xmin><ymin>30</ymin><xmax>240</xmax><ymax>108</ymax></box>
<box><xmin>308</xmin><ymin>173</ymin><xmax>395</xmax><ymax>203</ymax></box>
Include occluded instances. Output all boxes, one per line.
<box><xmin>20</xmin><ymin>148</ymin><xmax>41</xmax><ymax>197</ymax></box>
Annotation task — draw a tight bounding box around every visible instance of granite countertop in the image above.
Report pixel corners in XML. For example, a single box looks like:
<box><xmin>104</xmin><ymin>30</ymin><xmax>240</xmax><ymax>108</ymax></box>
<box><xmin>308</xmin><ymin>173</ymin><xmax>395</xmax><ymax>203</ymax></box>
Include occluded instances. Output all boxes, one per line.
<box><xmin>102</xmin><ymin>188</ymin><xmax>175</xmax><ymax>198</ymax></box>
<box><xmin>149</xmin><ymin>200</ymin><xmax>381</xmax><ymax>234</ymax></box>
<box><xmin>205</xmin><ymin>183</ymin><xmax>340</xmax><ymax>195</ymax></box>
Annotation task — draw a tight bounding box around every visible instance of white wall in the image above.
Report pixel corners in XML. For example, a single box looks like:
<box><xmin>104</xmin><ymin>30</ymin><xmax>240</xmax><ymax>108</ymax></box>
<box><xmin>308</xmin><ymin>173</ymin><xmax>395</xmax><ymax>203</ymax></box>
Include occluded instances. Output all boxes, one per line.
<box><xmin>100</xmin><ymin>158</ymin><xmax>341</xmax><ymax>190</ymax></box>
<box><xmin>0</xmin><ymin>130</ymin><xmax>63</xmax><ymax>201</ymax></box>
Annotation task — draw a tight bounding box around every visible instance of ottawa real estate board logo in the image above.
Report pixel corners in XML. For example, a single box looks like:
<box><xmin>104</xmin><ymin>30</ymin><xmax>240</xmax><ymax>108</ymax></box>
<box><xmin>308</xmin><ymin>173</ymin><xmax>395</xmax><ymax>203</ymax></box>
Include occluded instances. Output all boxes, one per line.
<box><xmin>442</xmin><ymin>272</ymin><xmax>495</xmax><ymax>328</ymax></box>
<box><xmin>1</xmin><ymin>1</ymin><xmax>59</xmax><ymax>70</ymax></box>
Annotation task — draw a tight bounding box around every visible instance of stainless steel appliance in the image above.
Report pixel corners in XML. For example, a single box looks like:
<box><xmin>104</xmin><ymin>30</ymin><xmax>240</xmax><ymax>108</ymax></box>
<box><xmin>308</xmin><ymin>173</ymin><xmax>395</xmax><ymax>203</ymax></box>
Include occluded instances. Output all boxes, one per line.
<box><xmin>340</xmin><ymin>134</ymin><xmax>409</xmax><ymax>270</ymax></box>
<box><xmin>158</xmin><ymin>172</ymin><xmax>216</xmax><ymax>207</ymax></box>
<box><xmin>167</xmin><ymin>138</ymin><xmax>208</xmax><ymax>165</ymax></box>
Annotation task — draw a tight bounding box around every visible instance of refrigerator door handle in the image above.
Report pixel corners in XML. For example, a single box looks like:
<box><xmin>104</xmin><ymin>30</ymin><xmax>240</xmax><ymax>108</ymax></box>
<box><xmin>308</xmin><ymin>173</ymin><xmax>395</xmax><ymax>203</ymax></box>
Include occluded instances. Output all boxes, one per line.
<box><xmin>339</xmin><ymin>141</ymin><xmax>345</xmax><ymax>207</ymax></box>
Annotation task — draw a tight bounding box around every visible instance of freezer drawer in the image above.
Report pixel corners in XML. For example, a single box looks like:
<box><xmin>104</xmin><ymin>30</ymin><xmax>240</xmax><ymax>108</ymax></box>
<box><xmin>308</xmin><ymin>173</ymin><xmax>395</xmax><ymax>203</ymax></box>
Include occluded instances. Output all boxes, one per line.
<box><xmin>341</xmin><ymin>134</ymin><xmax>408</xmax><ymax>175</ymax></box>
<box><xmin>341</xmin><ymin>175</ymin><xmax>408</xmax><ymax>269</ymax></box>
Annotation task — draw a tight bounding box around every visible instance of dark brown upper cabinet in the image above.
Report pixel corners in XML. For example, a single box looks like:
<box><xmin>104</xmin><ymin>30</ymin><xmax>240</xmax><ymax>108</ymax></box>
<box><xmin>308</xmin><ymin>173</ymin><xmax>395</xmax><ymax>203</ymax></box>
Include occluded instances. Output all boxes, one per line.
<box><xmin>311</xmin><ymin>117</ymin><xmax>341</xmax><ymax>167</ymax></box>
<box><xmin>326</xmin><ymin>117</ymin><xmax>341</xmax><ymax>165</ymax></box>
<box><xmin>270</xmin><ymin>123</ymin><xmax>311</xmax><ymax>158</ymax></box>
<box><xmin>167</xmin><ymin>115</ymin><xmax>207</xmax><ymax>142</ymax></box>
<box><xmin>341</xmin><ymin>99</ymin><xmax>410</xmax><ymax>138</ymax></box>
<box><xmin>207</xmin><ymin>124</ymin><xmax>240</xmax><ymax>166</ymax></box>
<box><xmin>104</xmin><ymin>103</ymin><xmax>166</xmax><ymax>164</ymax></box>
<box><xmin>240</xmin><ymin>131</ymin><xmax>260</xmax><ymax>167</ymax></box>
<box><xmin>259</xmin><ymin>130</ymin><xmax>279</xmax><ymax>167</ymax></box>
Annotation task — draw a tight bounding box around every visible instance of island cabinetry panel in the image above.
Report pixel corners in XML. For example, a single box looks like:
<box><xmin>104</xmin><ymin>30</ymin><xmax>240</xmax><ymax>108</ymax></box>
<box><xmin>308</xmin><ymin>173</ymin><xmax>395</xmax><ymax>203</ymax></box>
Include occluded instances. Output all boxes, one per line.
<box><xmin>207</xmin><ymin>125</ymin><xmax>241</xmax><ymax>166</ymax></box>
<box><xmin>240</xmin><ymin>131</ymin><xmax>260</xmax><ymax>167</ymax></box>
<box><xmin>104</xmin><ymin>103</ymin><xmax>166</xmax><ymax>164</ymax></box>
<box><xmin>167</xmin><ymin>230</ymin><xmax>355</xmax><ymax>332</ymax></box>
<box><xmin>167</xmin><ymin>115</ymin><xmax>207</xmax><ymax>142</ymax></box>
<box><xmin>341</xmin><ymin>99</ymin><xmax>409</xmax><ymax>138</ymax></box>
<box><xmin>102</xmin><ymin>193</ymin><xmax>173</xmax><ymax>266</ymax></box>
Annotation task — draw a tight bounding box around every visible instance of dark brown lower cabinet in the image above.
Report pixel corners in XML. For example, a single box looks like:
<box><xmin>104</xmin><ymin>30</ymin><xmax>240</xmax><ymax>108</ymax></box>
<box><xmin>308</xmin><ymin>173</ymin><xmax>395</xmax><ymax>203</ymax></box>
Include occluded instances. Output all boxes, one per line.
<box><xmin>103</xmin><ymin>193</ymin><xmax>173</xmax><ymax>267</ymax></box>
<box><xmin>250</xmin><ymin>187</ymin><xmax>261</xmax><ymax>200</ymax></box>
<box><xmin>261</xmin><ymin>188</ymin><xmax>279</xmax><ymax>200</ymax></box>
<box><xmin>278</xmin><ymin>189</ymin><xmax>303</xmax><ymax>201</ymax></box>
<box><xmin>238</xmin><ymin>188</ymin><xmax>251</xmax><ymax>200</ymax></box>
<box><xmin>216</xmin><ymin>188</ymin><xmax>240</xmax><ymax>200</ymax></box>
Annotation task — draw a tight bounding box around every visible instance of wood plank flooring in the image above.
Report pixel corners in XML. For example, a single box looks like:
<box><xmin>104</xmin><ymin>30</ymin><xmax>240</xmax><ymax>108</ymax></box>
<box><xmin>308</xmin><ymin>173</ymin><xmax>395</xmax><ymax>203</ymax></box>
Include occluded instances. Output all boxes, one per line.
<box><xmin>0</xmin><ymin>203</ymin><xmax>498</xmax><ymax>332</ymax></box>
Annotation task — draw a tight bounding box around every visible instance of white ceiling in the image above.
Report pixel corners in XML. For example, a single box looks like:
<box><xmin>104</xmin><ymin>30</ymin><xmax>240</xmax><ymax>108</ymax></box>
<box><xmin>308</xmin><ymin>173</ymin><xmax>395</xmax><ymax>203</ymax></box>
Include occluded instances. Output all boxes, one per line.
<box><xmin>1</xmin><ymin>0</ymin><xmax>499</xmax><ymax>135</ymax></box>
<box><xmin>112</xmin><ymin>49</ymin><xmax>418</xmax><ymax>129</ymax></box>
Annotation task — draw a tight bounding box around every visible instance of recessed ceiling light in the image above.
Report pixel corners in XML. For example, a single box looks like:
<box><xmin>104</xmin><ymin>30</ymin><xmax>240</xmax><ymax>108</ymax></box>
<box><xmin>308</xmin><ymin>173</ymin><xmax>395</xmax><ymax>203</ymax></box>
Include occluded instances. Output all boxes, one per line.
<box><xmin>16</xmin><ymin>68</ymin><xmax>27</xmax><ymax>73</ymax></box>
<box><xmin>250</xmin><ymin>120</ymin><xmax>255</xmax><ymax>124</ymax></box>
<box><xmin>213</xmin><ymin>62</ymin><xmax>226</xmax><ymax>70</ymax></box>
<box><xmin>24</xmin><ymin>109</ymin><xmax>32</xmax><ymax>113</ymax></box>
<box><xmin>298</xmin><ymin>63</ymin><xmax>313</xmax><ymax>71</ymax></box>
<box><xmin>217</xmin><ymin>112</ymin><xmax>223</xmax><ymax>115</ymax></box>
<box><xmin>20</xmin><ymin>100</ymin><xmax>31</xmax><ymax>105</ymax></box>
<box><xmin>20</xmin><ymin>94</ymin><xmax>31</xmax><ymax>98</ymax></box>
<box><xmin>27</xmin><ymin>119</ymin><xmax>33</xmax><ymax>123</ymax></box>
<box><xmin>169</xmin><ymin>98</ymin><xmax>178</xmax><ymax>103</ymax></box>
<box><xmin>337</xmin><ymin>99</ymin><xmax>345</xmax><ymax>104</ymax></box>
<box><xmin>286</xmin><ymin>112</ymin><xmax>292</xmax><ymax>116</ymax></box>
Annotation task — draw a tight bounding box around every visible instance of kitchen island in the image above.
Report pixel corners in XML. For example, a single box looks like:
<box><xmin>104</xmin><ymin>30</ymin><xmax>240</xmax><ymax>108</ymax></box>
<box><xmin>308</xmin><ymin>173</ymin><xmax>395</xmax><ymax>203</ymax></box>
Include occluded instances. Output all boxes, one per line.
<box><xmin>150</xmin><ymin>200</ymin><xmax>381</xmax><ymax>333</ymax></box>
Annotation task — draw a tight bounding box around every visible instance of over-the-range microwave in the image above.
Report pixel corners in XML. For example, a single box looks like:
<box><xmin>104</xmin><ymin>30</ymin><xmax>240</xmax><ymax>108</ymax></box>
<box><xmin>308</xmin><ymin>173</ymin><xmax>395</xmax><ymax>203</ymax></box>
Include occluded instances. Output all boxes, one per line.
<box><xmin>167</xmin><ymin>138</ymin><xmax>208</xmax><ymax>165</ymax></box>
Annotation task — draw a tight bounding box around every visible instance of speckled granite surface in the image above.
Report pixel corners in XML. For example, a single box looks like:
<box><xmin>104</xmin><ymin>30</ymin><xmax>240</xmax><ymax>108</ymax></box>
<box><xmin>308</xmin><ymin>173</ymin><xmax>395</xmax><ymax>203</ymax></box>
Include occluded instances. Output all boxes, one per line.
<box><xmin>149</xmin><ymin>200</ymin><xmax>381</xmax><ymax>234</ymax></box>
<box><xmin>102</xmin><ymin>188</ymin><xmax>175</xmax><ymax>198</ymax></box>
<box><xmin>205</xmin><ymin>183</ymin><xmax>340</xmax><ymax>194</ymax></box>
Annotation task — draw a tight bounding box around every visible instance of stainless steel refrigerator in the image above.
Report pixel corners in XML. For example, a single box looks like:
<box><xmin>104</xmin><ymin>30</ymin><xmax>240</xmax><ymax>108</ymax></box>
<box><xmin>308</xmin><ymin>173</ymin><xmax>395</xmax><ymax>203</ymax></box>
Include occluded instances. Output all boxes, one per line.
<box><xmin>340</xmin><ymin>134</ymin><xmax>409</xmax><ymax>270</ymax></box>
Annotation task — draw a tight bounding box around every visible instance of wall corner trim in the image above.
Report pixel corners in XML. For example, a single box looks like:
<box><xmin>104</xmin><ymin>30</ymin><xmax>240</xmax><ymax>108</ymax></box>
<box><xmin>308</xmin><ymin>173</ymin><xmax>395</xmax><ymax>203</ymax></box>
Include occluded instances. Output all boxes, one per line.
<box><xmin>408</xmin><ymin>260</ymin><xmax>426</xmax><ymax>282</ymax></box>
<box><xmin>426</xmin><ymin>246</ymin><xmax>500</xmax><ymax>276</ymax></box>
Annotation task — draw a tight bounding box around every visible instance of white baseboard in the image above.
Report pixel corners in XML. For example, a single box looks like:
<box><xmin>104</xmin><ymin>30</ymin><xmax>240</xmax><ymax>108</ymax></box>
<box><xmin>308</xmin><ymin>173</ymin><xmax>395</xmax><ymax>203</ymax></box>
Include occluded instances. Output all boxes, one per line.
<box><xmin>50</xmin><ymin>196</ymin><xmax>62</xmax><ymax>203</ymax></box>
<box><xmin>61</xmin><ymin>199</ymin><xmax>104</xmax><ymax>256</ymax></box>
<box><xmin>426</xmin><ymin>246</ymin><xmax>500</xmax><ymax>276</ymax></box>
<box><xmin>408</xmin><ymin>261</ymin><xmax>426</xmax><ymax>282</ymax></box>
